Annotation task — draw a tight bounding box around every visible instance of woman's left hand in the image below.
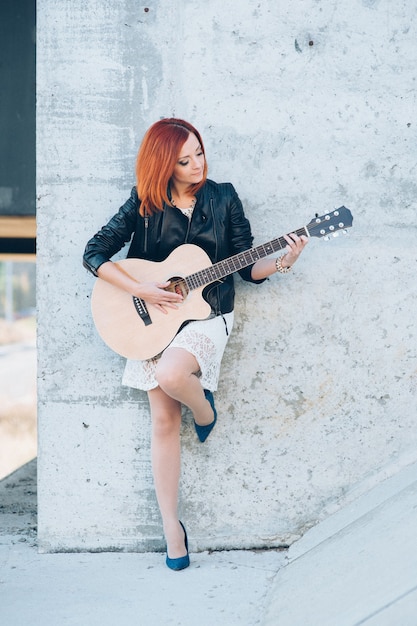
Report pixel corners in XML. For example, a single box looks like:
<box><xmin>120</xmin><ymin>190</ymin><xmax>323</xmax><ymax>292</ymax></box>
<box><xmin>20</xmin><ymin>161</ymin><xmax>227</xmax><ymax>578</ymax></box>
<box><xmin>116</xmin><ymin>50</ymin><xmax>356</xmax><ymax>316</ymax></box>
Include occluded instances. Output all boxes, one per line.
<box><xmin>250</xmin><ymin>232</ymin><xmax>309</xmax><ymax>280</ymax></box>
<box><xmin>282</xmin><ymin>233</ymin><xmax>309</xmax><ymax>267</ymax></box>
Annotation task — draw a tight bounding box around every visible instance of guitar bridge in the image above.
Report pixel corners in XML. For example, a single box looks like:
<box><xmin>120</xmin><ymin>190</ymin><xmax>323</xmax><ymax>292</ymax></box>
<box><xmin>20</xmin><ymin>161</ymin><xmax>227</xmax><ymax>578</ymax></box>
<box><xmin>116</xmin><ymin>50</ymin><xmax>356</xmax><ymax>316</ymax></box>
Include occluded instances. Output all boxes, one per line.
<box><xmin>132</xmin><ymin>296</ymin><xmax>152</xmax><ymax>326</ymax></box>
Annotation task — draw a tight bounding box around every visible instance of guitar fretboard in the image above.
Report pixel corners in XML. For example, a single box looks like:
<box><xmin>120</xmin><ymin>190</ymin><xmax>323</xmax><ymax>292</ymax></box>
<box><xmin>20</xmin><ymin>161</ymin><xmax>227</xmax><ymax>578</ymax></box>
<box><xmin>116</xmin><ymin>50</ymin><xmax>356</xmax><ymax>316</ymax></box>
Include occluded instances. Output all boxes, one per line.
<box><xmin>185</xmin><ymin>227</ymin><xmax>308</xmax><ymax>290</ymax></box>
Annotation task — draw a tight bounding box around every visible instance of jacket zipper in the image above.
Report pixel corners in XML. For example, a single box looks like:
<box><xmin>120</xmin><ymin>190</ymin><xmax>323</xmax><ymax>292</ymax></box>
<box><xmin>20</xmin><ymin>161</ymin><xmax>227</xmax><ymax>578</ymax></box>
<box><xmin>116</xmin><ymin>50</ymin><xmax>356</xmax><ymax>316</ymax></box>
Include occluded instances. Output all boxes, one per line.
<box><xmin>144</xmin><ymin>214</ymin><xmax>149</xmax><ymax>254</ymax></box>
<box><xmin>184</xmin><ymin>217</ymin><xmax>191</xmax><ymax>243</ymax></box>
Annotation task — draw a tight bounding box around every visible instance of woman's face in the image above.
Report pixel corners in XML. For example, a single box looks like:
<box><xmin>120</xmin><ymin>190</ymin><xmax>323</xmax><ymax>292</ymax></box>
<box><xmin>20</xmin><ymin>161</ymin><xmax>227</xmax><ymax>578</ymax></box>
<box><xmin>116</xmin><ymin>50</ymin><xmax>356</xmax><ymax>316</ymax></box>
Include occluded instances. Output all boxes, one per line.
<box><xmin>171</xmin><ymin>133</ymin><xmax>205</xmax><ymax>189</ymax></box>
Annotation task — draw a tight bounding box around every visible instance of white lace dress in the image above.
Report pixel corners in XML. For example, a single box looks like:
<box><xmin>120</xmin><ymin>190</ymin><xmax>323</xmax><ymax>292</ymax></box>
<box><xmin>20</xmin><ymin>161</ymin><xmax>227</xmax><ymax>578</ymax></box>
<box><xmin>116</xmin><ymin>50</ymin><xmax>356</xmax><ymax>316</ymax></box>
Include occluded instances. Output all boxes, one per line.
<box><xmin>122</xmin><ymin>312</ymin><xmax>234</xmax><ymax>392</ymax></box>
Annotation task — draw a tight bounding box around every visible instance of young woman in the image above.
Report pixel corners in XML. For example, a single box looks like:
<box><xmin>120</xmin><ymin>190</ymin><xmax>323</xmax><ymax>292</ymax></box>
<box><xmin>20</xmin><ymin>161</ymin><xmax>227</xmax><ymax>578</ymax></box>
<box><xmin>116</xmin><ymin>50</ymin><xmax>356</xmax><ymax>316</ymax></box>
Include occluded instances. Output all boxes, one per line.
<box><xmin>83</xmin><ymin>118</ymin><xmax>308</xmax><ymax>570</ymax></box>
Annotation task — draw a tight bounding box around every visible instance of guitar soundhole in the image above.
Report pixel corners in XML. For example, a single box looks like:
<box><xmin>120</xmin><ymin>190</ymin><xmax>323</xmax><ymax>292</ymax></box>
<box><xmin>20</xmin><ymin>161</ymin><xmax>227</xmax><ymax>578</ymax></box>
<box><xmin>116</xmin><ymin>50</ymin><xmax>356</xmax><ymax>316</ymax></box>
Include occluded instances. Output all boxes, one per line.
<box><xmin>166</xmin><ymin>277</ymin><xmax>189</xmax><ymax>299</ymax></box>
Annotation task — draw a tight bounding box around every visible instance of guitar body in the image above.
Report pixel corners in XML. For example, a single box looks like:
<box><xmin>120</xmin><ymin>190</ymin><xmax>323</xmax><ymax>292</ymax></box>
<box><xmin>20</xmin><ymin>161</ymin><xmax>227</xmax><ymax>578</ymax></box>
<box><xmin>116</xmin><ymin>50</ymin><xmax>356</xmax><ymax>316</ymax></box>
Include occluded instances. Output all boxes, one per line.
<box><xmin>91</xmin><ymin>244</ymin><xmax>213</xmax><ymax>360</ymax></box>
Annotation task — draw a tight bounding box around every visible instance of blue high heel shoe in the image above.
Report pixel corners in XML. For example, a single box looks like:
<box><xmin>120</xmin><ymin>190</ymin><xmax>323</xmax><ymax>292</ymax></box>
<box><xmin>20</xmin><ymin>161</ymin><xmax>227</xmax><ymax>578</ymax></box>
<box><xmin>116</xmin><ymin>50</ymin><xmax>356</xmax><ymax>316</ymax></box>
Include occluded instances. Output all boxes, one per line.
<box><xmin>166</xmin><ymin>521</ymin><xmax>190</xmax><ymax>571</ymax></box>
<box><xmin>194</xmin><ymin>389</ymin><xmax>217</xmax><ymax>443</ymax></box>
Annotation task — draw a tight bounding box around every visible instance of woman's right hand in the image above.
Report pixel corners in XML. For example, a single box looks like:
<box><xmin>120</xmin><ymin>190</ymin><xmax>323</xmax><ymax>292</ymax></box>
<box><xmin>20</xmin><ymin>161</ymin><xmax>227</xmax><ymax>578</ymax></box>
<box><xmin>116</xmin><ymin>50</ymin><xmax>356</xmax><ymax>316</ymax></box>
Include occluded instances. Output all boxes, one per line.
<box><xmin>133</xmin><ymin>281</ymin><xmax>183</xmax><ymax>314</ymax></box>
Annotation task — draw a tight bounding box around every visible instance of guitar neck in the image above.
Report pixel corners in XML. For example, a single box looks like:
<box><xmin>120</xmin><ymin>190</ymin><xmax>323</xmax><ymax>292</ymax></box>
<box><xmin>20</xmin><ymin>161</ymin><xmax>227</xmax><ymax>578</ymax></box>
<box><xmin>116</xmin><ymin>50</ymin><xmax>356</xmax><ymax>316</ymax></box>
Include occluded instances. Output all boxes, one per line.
<box><xmin>186</xmin><ymin>226</ymin><xmax>309</xmax><ymax>290</ymax></box>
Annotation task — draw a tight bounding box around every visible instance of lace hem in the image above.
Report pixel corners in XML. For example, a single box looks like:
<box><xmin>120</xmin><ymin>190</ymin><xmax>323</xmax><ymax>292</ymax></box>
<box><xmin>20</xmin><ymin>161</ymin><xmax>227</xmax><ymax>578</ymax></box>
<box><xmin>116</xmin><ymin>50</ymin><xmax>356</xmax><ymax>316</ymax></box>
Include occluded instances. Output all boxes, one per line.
<box><xmin>122</xmin><ymin>312</ymin><xmax>234</xmax><ymax>392</ymax></box>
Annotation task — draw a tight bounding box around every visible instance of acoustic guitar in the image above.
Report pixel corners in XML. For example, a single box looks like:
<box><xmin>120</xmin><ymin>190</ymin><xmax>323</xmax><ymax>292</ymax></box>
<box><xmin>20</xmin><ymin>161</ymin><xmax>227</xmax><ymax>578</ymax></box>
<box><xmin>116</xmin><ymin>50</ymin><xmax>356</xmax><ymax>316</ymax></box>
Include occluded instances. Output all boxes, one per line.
<box><xmin>91</xmin><ymin>206</ymin><xmax>353</xmax><ymax>360</ymax></box>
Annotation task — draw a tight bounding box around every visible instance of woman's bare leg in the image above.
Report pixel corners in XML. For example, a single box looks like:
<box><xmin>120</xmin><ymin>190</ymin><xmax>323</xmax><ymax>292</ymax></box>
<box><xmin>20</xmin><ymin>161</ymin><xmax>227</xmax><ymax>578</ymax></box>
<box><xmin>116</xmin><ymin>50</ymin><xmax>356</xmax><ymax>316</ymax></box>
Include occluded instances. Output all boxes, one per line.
<box><xmin>147</xmin><ymin>386</ymin><xmax>186</xmax><ymax>559</ymax></box>
<box><xmin>148</xmin><ymin>348</ymin><xmax>215</xmax><ymax>558</ymax></box>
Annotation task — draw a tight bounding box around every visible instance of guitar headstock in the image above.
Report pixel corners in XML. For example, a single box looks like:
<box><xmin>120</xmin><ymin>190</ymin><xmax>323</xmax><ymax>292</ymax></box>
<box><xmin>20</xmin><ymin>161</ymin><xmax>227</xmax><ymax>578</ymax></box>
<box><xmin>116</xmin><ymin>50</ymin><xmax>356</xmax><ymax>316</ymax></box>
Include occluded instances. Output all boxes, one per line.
<box><xmin>306</xmin><ymin>206</ymin><xmax>353</xmax><ymax>239</ymax></box>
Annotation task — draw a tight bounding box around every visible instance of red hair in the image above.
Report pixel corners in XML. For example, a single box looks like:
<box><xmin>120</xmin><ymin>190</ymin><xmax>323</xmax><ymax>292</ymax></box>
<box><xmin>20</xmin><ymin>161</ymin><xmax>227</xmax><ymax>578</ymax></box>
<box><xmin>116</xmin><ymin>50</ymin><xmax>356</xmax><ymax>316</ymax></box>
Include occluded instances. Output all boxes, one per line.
<box><xmin>136</xmin><ymin>118</ymin><xmax>208</xmax><ymax>216</ymax></box>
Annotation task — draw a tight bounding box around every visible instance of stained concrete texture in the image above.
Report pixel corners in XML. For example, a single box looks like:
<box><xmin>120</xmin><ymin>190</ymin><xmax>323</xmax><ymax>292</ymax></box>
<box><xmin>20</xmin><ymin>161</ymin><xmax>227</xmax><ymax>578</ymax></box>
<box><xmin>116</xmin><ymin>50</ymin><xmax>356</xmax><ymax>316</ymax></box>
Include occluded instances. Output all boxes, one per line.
<box><xmin>1</xmin><ymin>459</ymin><xmax>417</xmax><ymax>625</ymax></box>
<box><xmin>37</xmin><ymin>0</ymin><xmax>417</xmax><ymax>552</ymax></box>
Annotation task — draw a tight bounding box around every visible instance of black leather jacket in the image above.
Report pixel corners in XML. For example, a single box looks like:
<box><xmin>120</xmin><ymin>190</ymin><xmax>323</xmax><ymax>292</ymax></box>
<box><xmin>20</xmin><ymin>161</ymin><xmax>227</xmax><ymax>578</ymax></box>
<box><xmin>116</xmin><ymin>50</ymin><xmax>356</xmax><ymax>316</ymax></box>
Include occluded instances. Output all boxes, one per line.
<box><xmin>83</xmin><ymin>179</ymin><xmax>265</xmax><ymax>314</ymax></box>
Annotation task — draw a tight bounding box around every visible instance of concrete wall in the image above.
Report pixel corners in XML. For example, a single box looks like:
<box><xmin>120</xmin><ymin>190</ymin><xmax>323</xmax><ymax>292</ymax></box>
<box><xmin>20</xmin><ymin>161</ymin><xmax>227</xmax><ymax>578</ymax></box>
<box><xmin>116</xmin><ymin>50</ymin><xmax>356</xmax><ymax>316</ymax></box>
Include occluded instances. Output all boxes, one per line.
<box><xmin>37</xmin><ymin>0</ymin><xmax>417</xmax><ymax>551</ymax></box>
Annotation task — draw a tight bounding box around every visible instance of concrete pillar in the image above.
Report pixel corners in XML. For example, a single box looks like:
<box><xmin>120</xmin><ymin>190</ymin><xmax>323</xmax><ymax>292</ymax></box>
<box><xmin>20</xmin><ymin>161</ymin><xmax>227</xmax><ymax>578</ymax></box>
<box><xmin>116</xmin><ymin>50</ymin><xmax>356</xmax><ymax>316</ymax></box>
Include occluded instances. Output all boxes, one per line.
<box><xmin>37</xmin><ymin>0</ymin><xmax>417</xmax><ymax>551</ymax></box>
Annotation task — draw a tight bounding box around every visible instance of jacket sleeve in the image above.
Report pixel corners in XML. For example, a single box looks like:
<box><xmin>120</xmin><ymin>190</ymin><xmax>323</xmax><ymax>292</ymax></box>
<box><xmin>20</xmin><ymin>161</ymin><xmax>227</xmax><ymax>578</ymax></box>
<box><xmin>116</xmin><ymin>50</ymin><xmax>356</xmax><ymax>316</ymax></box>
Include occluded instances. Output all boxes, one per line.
<box><xmin>83</xmin><ymin>187</ymin><xmax>140</xmax><ymax>276</ymax></box>
<box><xmin>226</xmin><ymin>184</ymin><xmax>267</xmax><ymax>285</ymax></box>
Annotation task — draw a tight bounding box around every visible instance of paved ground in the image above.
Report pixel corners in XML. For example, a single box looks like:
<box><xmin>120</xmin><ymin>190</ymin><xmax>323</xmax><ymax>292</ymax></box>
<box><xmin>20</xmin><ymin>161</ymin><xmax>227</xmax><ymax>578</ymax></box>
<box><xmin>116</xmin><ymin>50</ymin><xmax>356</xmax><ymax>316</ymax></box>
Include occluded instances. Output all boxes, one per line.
<box><xmin>1</xmin><ymin>458</ymin><xmax>417</xmax><ymax>625</ymax></box>
<box><xmin>0</xmin><ymin>460</ymin><xmax>287</xmax><ymax>626</ymax></box>
<box><xmin>263</xmin><ymin>460</ymin><xmax>417</xmax><ymax>626</ymax></box>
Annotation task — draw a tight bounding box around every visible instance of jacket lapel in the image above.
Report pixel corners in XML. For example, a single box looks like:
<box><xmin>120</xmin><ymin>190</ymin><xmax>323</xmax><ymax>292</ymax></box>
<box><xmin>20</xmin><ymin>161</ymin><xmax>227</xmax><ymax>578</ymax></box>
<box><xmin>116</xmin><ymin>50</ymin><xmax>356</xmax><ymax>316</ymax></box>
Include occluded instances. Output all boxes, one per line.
<box><xmin>187</xmin><ymin>186</ymin><xmax>212</xmax><ymax>243</ymax></box>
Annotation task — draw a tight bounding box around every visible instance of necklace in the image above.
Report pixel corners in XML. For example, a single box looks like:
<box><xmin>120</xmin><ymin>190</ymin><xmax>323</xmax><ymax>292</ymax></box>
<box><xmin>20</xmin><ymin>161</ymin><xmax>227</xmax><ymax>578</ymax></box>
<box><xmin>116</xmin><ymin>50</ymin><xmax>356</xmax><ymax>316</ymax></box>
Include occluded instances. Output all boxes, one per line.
<box><xmin>171</xmin><ymin>196</ymin><xmax>196</xmax><ymax>220</ymax></box>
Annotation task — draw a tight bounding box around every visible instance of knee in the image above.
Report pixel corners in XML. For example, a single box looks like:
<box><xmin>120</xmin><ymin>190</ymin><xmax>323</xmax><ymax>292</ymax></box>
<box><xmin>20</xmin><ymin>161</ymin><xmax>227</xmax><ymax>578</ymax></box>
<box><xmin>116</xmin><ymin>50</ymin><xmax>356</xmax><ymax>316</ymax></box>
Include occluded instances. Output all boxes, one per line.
<box><xmin>155</xmin><ymin>361</ymin><xmax>186</xmax><ymax>395</ymax></box>
<box><xmin>152</xmin><ymin>410</ymin><xmax>180</xmax><ymax>438</ymax></box>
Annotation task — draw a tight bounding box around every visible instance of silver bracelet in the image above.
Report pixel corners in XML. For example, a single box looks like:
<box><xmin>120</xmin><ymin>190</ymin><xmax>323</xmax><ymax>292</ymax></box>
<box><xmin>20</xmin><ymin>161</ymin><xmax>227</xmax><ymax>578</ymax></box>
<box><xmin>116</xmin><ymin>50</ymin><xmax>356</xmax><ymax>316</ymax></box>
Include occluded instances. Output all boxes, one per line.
<box><xmin>275</xmin><ymin>255</ymin><xmax>292</xmax><ymax>274</ymax></box>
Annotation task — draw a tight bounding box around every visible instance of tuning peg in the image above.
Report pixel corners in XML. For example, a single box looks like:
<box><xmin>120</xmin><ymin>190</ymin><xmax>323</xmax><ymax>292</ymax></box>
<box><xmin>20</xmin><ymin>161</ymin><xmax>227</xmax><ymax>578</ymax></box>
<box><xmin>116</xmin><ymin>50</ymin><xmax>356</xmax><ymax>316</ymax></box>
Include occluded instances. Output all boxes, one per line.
<box><xmin>332</xmin><ymin>232</ymin><xmax>339</xmax><ymax>238</ymax></box>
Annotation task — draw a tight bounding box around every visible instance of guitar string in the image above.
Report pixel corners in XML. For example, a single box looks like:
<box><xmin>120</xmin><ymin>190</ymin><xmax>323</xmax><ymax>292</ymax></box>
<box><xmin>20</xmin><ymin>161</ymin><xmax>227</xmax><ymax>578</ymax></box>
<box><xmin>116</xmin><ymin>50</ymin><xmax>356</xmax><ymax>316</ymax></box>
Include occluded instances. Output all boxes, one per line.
<box><xmin>159</xmin><ymin>213</ymin><xmax>349</xmax><ymax>295</ymax></box>
<box><xmin>167</xmin><ymin>226</ymin><xmax>318</xmax><ymax>293</ymax></box>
